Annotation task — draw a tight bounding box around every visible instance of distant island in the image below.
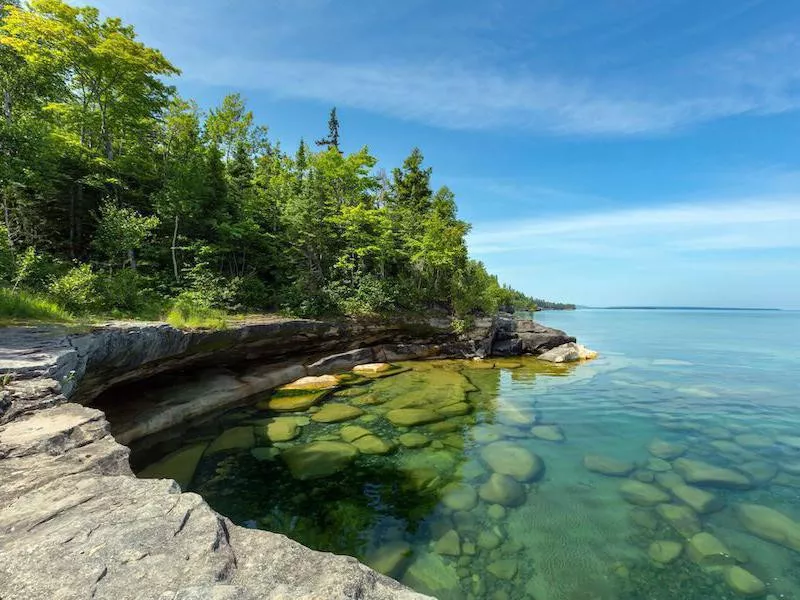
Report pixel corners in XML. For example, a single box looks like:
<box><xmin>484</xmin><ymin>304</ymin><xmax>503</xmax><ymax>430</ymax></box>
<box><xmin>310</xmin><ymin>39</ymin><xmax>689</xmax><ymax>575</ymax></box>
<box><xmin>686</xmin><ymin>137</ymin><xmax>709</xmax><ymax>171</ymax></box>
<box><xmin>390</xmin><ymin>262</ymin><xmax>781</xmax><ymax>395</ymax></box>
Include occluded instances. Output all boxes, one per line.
<box><xmin>534</xmin><ymin>300</ymin><xmax>577</xmax><ymax>311</ymax></box>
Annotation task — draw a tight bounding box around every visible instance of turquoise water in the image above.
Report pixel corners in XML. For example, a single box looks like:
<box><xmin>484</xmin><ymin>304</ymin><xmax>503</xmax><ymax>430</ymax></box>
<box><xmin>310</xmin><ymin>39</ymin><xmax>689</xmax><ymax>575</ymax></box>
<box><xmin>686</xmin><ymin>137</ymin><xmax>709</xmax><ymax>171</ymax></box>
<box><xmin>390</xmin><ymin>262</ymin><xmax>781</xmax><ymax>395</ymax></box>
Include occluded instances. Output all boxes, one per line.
<box><xmin>136</xmin><ymin>309</ymin><xmax>800</xmax><ymax>599</ymax></box>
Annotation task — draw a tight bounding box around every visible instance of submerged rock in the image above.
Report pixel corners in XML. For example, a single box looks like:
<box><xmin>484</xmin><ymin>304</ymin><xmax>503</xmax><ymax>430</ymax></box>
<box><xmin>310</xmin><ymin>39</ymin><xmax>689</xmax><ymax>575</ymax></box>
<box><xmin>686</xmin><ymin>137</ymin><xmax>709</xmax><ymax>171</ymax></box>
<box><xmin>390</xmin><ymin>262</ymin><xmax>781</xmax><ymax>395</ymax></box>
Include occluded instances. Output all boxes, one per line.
<box><xmin>648</xmin><ymin>540</ymin><xmax>683</xmax><ymax>564</ymax></box>
<box><xmin>724</xmin><ymin>566</ymin><xmax>766</xmax><ymax>598</ymax></box>
<box><xmin>646</xmin><ymin>458</ymin><xmax>673</xmax><ymax>473</ymax></box>
<box><xmin>282</xmin><ymin>441</ymin><xmax>359</xmax><ymax>480</ymax></box>
<box><xmin>619</xmin><ymin>481</ymin><xmax>671</xmax><ymax>506</ymax></box>
<box><xmin>311</xmin><ymin>403</ymin><xmax>364</xmax><ymax>423</ymax></box>
<box><xmin>398</xmin><ymin>432</ymin><xmax>430</xmax><ymax>448</ymax></box>
<box><xmin>266</xmin><ymin>390</ymin><xmax>328</xmax><ymax>412</ymax></box>
<box><xmin>487</xmin><ymin>504</ymin><xmax>506</xmax><ymax>520</ymax></box>
<box><xmin>477</xmin><ymin>530</ymin><xmax>502</xmax><ymax>550</ymax></box>
<box><xmin>656</xmin><ymin>503</ymin><xmax>702</xmax><ymax>538</ymax></box>
<box><xmin>280</xmin><ymin>374</ymin><xmax>341</xmax><ymax>391</ymax></box>
<box><xmin>265</xmin><ymin>418</ymin><xmax>301</xmax><ymax>443</ymax></box>
<box><xmin>339</xmin><ymin>425</ymin><xmax>372</xmax><ymax>443</ymax></box>
<box><xmin>353</xmin><ymin>434</ymin><xmax>395</xmax><ymax>455</ymax></box>
<box><xmin>206</xmin><ymin>426</ymin><xmax>255</xmax><ymax>454</ymax></box>
<box><xmin>480</xmin><ymin>441</ymin><xmax>544</xmax><ymax>482</ymax></box>
<box><xmin>434</xmin><ymin>529</ymin><xmax>461</xmax><ymax>556</ymax></box>
<box><xmin>531</xmin><ymin>424</ymin><xmax>565</xmax><ymax>442</ymax></box>
<box><xmin>734</xmin><ymin>433</ymin><xmax>774</xmax><ymax>450</ymax></box>
<box><xmin>403</xmin><ymin>552</ymin><xmax>461</xmax><ymax>599</ymax></box>
<box><xmin>438</xmin><ymin>402</ymin><xmax>471</xmax><ymax>417</ymax></box>
<box><xmin>673</xmin><ymin>458</ymin><xmax>752</xmax><ymax>489</ymax></box>
<box><xmin>672</xmin><ymin>484</ymin><xmax>724</xmax><ymax>514</ymax></box>
<box><xmin>387</xmin><ymin>408</ymin><xmax>444</xmax><ymax>427</ymax></box>
<box><xmin>687</xmin><ymin>532</ymin><xmax>736</xmax><ymax>567</ymax></box>
<box><xmin>487</xmin><ymin>559</ymin><xmax>518</xmax><ymax>580</ymax></box>
<box><xmin>736</xmin><ymin>503</ymin><xmax>800</xmax><ymax>552</ymax></box>
<box><xmin>739</xmin><ymin>461</ymin><xmax>778</xmax><ymax>485</ymax></box>
<box><xmin>583</xmin><ymin>455</ymin><xmax>636</xmax><ymax>477</ymax></box>
<box><xmin>353</xmin><ymin>363</ymin><xmax>393</xmax><ymax>374</ymax></box>
<box><xmin>139</xmin><ymin>442</ymin><xmax>208</xmax><ymax>489</ymax></box>
<box><xmin>441</xmin><ymin>482</ymin><xmax>479</xmax><ymax>512</ymax></box>
<box><xmin>654</xmin><ymin>471</ymin><xmax>685</xmax><ymax>490</ymax></box>
<box><xmin>365</xmin><ymin>541</ymin><xmax>412</xmax><ymax>578</ymax></box>
<box><xmin>478</xmin><ymin>473</ymin><xmax>526</xmax><ymax>507</ymax></box>
<box><xmin>647</xmin><ymin>438</ymin><xmax>687</xmax><ymax>460</ymax></box>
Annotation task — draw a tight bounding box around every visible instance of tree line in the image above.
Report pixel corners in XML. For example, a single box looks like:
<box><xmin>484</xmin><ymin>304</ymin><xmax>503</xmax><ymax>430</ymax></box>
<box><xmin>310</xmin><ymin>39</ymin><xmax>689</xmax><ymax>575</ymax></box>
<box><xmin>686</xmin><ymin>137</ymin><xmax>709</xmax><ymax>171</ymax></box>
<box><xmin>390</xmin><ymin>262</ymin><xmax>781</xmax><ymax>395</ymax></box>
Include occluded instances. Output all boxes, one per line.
<box><xmin>0</xmin><ymin>0</ymin><xmax>550</xmax><ymax>322</ymax></box>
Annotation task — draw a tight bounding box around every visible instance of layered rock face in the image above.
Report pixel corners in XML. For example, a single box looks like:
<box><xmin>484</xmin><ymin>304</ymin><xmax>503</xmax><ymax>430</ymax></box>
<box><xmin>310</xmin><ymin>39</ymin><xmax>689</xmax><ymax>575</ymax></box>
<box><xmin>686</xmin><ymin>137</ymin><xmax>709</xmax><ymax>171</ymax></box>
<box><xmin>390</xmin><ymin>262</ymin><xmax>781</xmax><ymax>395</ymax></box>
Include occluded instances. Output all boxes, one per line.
<box><xmin>0</xmin><ymin>314</ymin><xmax>578</xmax><ymax>600</ymax></box>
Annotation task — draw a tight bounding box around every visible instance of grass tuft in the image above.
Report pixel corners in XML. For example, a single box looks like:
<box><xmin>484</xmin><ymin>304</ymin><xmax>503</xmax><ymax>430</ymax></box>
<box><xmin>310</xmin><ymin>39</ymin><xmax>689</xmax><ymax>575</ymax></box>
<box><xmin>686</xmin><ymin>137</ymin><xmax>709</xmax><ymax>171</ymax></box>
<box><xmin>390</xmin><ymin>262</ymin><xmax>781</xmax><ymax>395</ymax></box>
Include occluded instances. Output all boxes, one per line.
<box><xmin>0</xmin><ymin>288</ymin><xmax>73</xmax><ymax>324</ymax></box>
<box><xmin>165</xmin><ymin>304</ymin><xmax>227</xmax><ymax>330</ymax></box>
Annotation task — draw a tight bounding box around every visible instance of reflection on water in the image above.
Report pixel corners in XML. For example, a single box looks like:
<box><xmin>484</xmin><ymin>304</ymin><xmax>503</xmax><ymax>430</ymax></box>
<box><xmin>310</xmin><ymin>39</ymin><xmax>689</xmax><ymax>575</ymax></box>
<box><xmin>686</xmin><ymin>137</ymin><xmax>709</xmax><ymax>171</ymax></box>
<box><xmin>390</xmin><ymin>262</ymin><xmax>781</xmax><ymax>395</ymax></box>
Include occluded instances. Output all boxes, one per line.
<box><xmin>134</xmin><ymin>310</ymin><xmax>800</xmax><ymax>600</ymax></box>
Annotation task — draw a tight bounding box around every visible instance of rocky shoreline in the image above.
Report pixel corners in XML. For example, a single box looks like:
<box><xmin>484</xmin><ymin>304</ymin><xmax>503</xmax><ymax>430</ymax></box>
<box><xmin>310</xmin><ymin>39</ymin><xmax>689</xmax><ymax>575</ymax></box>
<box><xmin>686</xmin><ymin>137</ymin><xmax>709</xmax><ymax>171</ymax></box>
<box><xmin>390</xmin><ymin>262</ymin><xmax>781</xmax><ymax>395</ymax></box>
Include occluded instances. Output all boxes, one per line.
<box><xmin>0</xmin><ymin>314</ymin><xmax>588</xmax><ymax>600</ymax></box>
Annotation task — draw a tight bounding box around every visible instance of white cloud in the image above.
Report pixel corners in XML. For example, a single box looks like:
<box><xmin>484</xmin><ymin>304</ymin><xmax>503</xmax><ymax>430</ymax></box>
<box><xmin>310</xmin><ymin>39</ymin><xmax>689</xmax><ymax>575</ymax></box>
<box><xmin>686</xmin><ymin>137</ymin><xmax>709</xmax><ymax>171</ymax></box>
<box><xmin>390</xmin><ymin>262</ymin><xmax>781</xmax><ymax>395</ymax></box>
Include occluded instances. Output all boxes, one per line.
<box><xmin>186</xmin><ymin>29</ymin><xmax>800</xmax><ymax>136</ymax></box>
<box><xmin>467</xmin><ymin>197</ymin><xmax>800</xmax><ymax>256</ymax></box>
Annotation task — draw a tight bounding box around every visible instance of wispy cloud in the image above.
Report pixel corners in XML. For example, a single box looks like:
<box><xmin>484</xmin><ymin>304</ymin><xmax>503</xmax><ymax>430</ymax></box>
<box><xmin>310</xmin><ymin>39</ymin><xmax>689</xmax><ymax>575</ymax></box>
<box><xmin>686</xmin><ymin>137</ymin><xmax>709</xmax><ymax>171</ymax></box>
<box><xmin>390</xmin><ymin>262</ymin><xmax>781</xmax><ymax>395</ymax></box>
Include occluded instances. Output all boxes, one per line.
<box><xmin>188</xmin><ymin>31</ymin><xmax>800</xmax><ymax>136</ymax></box>
<box><xmin>467</xmin><ymin>196</ymin><xmax>800</xmax><ymax>256</ymax></box>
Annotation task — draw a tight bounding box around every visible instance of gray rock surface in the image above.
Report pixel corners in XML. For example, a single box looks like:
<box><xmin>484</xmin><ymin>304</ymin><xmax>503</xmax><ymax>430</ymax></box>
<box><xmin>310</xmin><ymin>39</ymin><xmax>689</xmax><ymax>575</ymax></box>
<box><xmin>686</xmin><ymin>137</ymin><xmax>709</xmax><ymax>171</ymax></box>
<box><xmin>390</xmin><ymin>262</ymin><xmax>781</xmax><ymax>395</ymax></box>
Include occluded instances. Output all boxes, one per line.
<box><xmin>0</xmin><ymin>314</ymin><xmax>579</xmax><ymax>600</ymax></box>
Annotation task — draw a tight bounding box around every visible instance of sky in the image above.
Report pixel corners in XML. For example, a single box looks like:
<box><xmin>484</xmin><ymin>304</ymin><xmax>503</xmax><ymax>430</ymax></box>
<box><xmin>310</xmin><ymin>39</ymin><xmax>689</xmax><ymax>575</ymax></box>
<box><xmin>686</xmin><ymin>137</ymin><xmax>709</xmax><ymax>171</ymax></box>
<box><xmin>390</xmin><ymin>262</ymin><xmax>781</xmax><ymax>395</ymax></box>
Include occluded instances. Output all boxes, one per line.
<box><xmin>93</xmin><ymin>0</ymin><xmax>800</xmax><ymax>309</ymax></box>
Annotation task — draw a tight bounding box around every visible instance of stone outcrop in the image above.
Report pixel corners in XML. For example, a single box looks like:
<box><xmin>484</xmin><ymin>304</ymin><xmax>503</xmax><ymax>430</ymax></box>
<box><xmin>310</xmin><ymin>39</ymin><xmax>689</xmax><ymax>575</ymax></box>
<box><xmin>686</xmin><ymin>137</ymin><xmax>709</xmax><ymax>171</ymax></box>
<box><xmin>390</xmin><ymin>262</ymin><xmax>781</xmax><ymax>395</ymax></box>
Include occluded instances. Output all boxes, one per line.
<box><xmin>0</xmin><ymin>313</ymin><xmax>584</xmax><ymax>600</ymax></box>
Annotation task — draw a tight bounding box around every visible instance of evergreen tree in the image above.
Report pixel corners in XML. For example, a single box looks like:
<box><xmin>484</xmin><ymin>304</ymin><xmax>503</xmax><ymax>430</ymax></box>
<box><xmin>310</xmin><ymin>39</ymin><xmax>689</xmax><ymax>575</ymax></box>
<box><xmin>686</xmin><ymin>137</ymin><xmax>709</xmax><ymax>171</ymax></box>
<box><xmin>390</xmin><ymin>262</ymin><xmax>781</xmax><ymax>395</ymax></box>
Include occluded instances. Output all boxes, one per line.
<box><xmin>315</xmin><ymin>107</ymin><xmax>340</xmax><ymax>152</ymax></box>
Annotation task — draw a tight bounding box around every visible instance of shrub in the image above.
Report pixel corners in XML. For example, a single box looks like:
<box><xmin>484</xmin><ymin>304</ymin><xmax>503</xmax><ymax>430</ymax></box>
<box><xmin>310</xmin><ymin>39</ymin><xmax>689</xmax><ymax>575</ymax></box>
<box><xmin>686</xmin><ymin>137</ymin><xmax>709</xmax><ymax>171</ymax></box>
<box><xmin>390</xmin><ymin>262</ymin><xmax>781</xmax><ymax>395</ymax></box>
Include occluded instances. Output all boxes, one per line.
<box><xmin>12</xmin><ymin>247</ymin><xmax>62</xmax><ymax>292</ymax></box>
<box><xmin>165</xmin><ymin>292</ymin><xmax>227</xmax><ymax>329</ymax></box>
<box><xmin>48</xmin><ymin>263</ymin><xmax>100</xmax><ymax>313</ymax></box>
<box><xmin>97</xmin><ymin>269</ymin><xmax>163</xmax><ymax>318</ymax></box>
<box><xmin>0</xmin><ymin>288</ymin><xmax>72</xmax><ymax>323</ymax></box>
<box><xmin>0</xmin><ymin>226</ymin><xmax>13</xmax><ymax>284</ymax></box>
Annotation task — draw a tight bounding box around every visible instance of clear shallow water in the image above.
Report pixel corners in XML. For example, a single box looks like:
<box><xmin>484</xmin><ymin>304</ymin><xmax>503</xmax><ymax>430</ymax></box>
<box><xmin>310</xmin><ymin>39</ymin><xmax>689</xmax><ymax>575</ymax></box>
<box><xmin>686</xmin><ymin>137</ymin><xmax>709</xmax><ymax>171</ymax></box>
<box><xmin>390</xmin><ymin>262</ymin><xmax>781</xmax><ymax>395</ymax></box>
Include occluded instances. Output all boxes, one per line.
<box><xmin>135</xmin><ymin>309</ymin><xmax>800</xmax><ymax>600</ymax></box>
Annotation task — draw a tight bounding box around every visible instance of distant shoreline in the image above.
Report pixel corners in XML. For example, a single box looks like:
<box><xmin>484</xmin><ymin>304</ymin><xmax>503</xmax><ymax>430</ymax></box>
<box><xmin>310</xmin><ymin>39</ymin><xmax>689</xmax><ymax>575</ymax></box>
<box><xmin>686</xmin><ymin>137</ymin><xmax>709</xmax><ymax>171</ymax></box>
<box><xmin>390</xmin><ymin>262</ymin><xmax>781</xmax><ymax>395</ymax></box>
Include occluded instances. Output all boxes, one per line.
<box><xmin>593</xmin><ymin>306</ymin><xmax>782</xmax><ymax>312</ymax></box>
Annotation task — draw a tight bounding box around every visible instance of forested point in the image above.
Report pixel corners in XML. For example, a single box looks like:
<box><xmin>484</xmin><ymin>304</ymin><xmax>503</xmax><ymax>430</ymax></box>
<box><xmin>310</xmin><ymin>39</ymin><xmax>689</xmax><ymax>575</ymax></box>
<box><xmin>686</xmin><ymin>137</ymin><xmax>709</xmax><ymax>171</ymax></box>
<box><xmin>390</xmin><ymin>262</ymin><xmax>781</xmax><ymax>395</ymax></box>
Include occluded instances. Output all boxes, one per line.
<box><xmin>0</xmin><ymin>0</ymin><xmax>562</xmax><ymax>327</ymax></box>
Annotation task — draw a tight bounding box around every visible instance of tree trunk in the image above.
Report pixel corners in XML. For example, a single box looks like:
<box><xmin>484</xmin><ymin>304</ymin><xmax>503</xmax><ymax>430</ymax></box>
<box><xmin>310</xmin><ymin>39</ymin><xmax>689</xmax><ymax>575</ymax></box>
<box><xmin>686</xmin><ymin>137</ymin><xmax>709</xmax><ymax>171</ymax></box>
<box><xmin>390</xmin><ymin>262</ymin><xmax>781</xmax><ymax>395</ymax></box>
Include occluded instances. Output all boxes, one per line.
<box><xmin>128</xmin><ymin>249</ymin><xmax>136</xmax><ymax>270</ymax></box>
<box><xmin>171</xmin><ymin>214</ymin><xmax>180</xmax><ymax>281</ymax></box>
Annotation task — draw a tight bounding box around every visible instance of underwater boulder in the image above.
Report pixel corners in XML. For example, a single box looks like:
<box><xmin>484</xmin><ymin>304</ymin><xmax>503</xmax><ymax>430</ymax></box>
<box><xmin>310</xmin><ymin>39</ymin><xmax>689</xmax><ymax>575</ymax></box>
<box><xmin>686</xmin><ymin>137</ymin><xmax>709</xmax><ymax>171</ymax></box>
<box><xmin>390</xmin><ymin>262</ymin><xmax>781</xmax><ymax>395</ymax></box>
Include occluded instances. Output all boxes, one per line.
<box><xmin>281</xmin><ymin>441</ymin><xmax>359</xmax><ymax>480</ymax></box>
<box><xmin>480</xmin><ymin>441</ymin><xmax>544</xmax><ymax>482</ymax></box>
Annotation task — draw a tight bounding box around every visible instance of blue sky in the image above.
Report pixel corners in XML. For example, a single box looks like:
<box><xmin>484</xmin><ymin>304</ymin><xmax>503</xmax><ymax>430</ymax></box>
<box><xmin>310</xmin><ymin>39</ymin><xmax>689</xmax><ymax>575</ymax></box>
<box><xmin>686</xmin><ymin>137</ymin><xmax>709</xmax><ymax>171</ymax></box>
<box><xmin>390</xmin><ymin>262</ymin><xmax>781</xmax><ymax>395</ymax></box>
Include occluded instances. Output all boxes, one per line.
<box><xmin>94</xmin><ymin>0</ymin><xmax>800</xmax><ymax>309</ymax></box>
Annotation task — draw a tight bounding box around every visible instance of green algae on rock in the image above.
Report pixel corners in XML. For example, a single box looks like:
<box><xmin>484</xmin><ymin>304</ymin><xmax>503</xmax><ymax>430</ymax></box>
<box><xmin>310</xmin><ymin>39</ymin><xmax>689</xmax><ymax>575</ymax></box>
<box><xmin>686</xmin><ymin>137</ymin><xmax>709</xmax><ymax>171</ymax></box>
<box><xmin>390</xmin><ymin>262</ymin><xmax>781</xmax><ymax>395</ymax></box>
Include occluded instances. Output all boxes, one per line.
<box><xmin>206</xmin><ymin>426</ymin><xmax>256</xmax><ymax>454</ymax></box>
<box><xmin>386</xmin><ymin>408</ymin><xmax>444</xmax><ymax>426</ymax></box>
<box><xmin>724</xmin><ymin>566</ymin><xmax>766</xmax><ymax>598</ymax></box>
<box><xmin>281</xmin><ymin>441</ymin><xmax>359</xmax><ymax>480</ymax></box>
<box><xmin>139</xmin><ymin>442</ymin><xmax>208</xmax><ymax>489</ymax></box>
<box><xmin>311</xmin><ymin>403</ymin><xmax>364</xmax><ymax>423</ymax></box>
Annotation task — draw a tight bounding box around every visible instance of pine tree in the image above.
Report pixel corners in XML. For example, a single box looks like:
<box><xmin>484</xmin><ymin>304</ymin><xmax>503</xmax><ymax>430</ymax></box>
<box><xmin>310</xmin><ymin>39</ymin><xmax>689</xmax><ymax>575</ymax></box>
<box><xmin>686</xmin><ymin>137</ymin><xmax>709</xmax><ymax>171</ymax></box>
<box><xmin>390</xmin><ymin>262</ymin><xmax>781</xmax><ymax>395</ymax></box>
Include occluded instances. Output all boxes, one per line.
<box><xmin>315</xmin><ymin>107</ymin><xmax>340</xmax><ymax>152</ymax></box>
<box><xmin>392</xmin><ymin>147</ymin><xmax>433</xmax><ymax>214</ymax></box>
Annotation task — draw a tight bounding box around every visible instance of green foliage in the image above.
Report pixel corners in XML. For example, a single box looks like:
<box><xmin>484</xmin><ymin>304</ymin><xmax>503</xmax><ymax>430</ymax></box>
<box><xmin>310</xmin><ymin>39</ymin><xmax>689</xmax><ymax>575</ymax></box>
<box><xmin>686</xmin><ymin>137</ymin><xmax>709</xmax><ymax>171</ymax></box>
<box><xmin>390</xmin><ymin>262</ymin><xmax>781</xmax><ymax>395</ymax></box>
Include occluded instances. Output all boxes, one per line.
<box><xmin>0</xmin><ymin>0</ymin><xmax>569</xmax><ymax>323</ymax></box>
<box><xmin>0</xmin><ymin>226</ymin><xmax>14</xmax><ymax>283</ymax></box>
<box><xmin>48</xmin><ymin>263</ymin><xmax>99</xmax><ymax>312</ymax></box>
<box><xmin>93</xmin><ymin>200</ymin><xmax>159</xmax><ymax>267</ymax></box>
<box><xmin>166</xmin><ymin>292</ymin><xmax>227</xmax><ymax>330</ymax></box>
<box><xmin>0</xmin><ymin>287</ymin><xmax>72</xmax><ymax>323</ymax></box>
<box><xmin>12</xmin><ymin>246</ymin><xmax>60</xmax><ymax>291</ymax></box>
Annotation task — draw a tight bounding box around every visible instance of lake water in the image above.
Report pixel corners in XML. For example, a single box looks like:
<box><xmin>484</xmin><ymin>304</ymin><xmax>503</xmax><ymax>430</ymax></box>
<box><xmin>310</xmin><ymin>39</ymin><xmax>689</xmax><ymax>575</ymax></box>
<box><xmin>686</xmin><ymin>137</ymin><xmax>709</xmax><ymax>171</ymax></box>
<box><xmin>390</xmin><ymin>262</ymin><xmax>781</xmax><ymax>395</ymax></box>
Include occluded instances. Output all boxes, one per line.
<box><xmin>135</xmin><ymin>309</ymin><xmax>800</xmax><ymax>600</ymax></box>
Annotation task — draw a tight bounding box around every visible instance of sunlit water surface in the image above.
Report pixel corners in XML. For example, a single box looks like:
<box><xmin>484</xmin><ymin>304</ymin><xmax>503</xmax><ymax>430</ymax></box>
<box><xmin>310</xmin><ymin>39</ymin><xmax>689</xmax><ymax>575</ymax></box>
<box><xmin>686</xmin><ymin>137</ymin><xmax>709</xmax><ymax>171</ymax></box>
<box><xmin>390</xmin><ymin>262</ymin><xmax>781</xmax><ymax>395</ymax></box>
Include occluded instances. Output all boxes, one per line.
<box><xmin>135</xmin><ymin>309</ymin><xmax>800</xmax><ymax>600</ymax></box>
